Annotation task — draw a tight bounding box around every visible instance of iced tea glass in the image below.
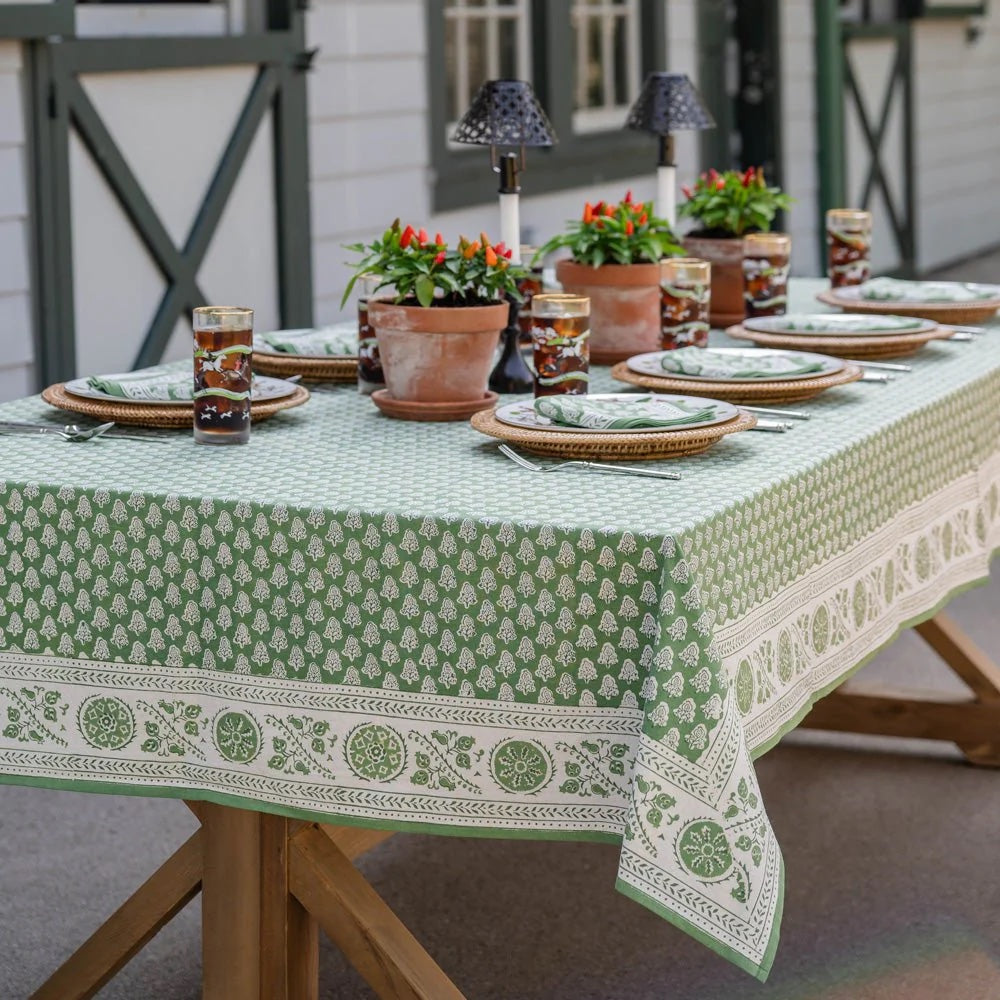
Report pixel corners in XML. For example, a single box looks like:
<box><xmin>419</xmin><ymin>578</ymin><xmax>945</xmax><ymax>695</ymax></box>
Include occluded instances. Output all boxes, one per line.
<box><xmin>530</xmin><ymin>293</ymin><xmax>590</xmax><ymax>397</ymax></box>
<box><xmin>660</xmin><ymin>258</ymin><xmax>711</xmax><ymax>350</ymax></box>
<box><xmin>743</xmin><ymin>233</ymin><xmax>791</xmax><ymax>318</ymax></box>
<box><xmin>193</xmin><ymin>306</ymin><xmax>253</xmax><ymax>445</ymax></box>
<box><xmin>826</xmin><ymin>209</ymin><xmax>872</xmax><ymax>288</ymax></box>
<box><xmin>516</xmin><ymin>245</ymin><xmax>545</xmax><ymax>346</ymax></box>
<box><xmin>357</xmin><ymin>273</ymin><xmax>385</xmax><ymax>395</ymax></box>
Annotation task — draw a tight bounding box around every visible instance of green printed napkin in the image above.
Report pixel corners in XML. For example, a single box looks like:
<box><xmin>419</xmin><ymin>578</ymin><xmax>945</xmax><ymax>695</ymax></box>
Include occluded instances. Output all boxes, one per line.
<box><xmin>258</xmin><ymin>325</ymin><xmax>358</xmax><ymax>356</ymax></box>
<box><xmin>87</xmin><ymin>361</ymin><xmax>195</xmax><ymax>401</ymax></box>
<box><xmin>534</xmin><ymin>394</ymin><xmax>717</xmax><ymax>430</ymax></box>
<box><xmin>859</xmin><ymin>277</ymin><xmax>998</xmax><ymax>303</ymax></box>
<box><xmin>660</xmin><ymin>347</ymin><xmax>826</xmax><ymax>379</ymax></box>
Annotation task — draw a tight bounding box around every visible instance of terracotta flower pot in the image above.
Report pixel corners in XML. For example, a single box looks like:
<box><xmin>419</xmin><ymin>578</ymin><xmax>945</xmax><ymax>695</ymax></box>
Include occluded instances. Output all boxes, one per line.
<box><xmin>368</xmin><ymin>299</ymin><xmax>508</xmax><ymax>405</ymax></box>
<box><xmin>555</xmin><ymin>259</ymin><xmax>661</xmax><ymax>365</ymax></box>
<box><xmin>681</xmin><ymin>235</ymin><xmax>745</xmax><ymax>328</ymax></box>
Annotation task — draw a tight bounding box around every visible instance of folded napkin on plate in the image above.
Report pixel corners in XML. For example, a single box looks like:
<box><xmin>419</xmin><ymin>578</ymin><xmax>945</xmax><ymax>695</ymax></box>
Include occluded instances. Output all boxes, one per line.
<box><xmin>659</xmin><ymin>347</ymin><xmax>826</xmax><ymax>379</ymax></box>
<box><xmin>859</xmin><ymin>277</ymin><xmax>997</xmax><ymax>303</ymax></box>
<box><xmin>534</xmin><ymin>394</ymin><xmax>717</xmax><ymax>430</ymax></box>
<box><xmin>87</xmin><ymin>361</ymin><xmax>196</xmax><ymax>401</ymax></box>
<box><xmin>258</xmin><ymin>325</ymin><xmax>357</xmax><ymax>356</ymax></box>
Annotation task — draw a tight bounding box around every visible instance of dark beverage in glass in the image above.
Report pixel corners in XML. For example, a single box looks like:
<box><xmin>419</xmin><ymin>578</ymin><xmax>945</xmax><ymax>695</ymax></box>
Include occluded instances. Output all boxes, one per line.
<box><xmin>531</xmin><ymin>293</ymin><xmax>590</xmax><ymax>397</ymax></box>
<box><xmin>193</xmin><ymin>306</ymin><xmax>253</xmax><ymax>445</ymax></box>
<box><xmin>357</xmin><ymin>274</ymin><xmax>385</xmax><ymax>395</ymax></box>
<box><xmin>743</xmin><ymin>233</ymin><xmax>791</xmax><ymax>319</ymax></box>
<box><xmin>516</xmin><ymin>247</ymin><xmax>544</xmax><ymax>347</ymax></box>
<box><xmin>660</xmin><ymin>258</ymin><xmax>711</xmax><ymax>350</ymax></box>
<box><xmin>826</xmin><ymin>209</ymin><xmax>872</xmax><ymax>288</ymax></box>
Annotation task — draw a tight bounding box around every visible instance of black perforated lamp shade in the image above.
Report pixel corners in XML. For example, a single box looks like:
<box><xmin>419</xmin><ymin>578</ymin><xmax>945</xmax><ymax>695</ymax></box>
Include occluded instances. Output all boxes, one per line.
<box><xmin>452</xmin><ymin>79</ymin><xmax>557</xmax><ymax>150</ymax></box>
<box><xmin>625</xmin><ymin>72</ymin><xmax>715</xmax><ymax>137</ymax></box>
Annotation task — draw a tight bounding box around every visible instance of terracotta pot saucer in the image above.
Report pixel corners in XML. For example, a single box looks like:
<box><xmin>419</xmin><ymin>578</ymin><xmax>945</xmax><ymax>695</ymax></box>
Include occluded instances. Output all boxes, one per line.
<box><xmin>372</xmin><ymin>389</ymin><xmax>499</xmax><ymax>422</ymax></box>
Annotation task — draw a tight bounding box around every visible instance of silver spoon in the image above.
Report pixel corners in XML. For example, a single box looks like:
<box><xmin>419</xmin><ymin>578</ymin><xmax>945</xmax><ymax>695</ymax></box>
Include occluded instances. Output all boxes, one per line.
<box><xmin>497</xmin><ymin>443</ymin><xmax>681</xmax><ymax>480</ymax></box>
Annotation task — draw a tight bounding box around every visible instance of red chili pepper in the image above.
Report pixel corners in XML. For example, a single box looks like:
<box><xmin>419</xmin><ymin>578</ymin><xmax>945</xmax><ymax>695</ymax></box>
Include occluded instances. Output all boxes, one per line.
<box><xmin>434</xmin><ymin>231</ymin><xmax>444</xmax><ymax>246</ymax></box>
<box><xmin>716</xmin><ymin>178</ymin><xmax>725</xmax><ymax>191</ymax></box>
<box><xmin>583</xmin><ymin>202</ymin><xmax>594</xmax><ymax>223</ymax></box>
<box><xmin>417</xmin><ymin>228</ymin><xmax>428</xmax><ymax>245</ymax></box>
<box><xmin>503</xmin><ymin>249</ymin><xmax>513</xmax><ymax>259</ymax></box>
<box><xmin>595</xmin><ymin>220</ymin><xmax>604</xmax><ymax>229</ymax></box>
<box><xmin>682</xmin><ymin>185</ymin><xmax>693</xmax><ymax>199</ymax></box>
<box><xmin>399</xmin><ymin>224</ymin><xmax>416</xmax><ymax>249</ymax></box>
<box><xmin>624</xmin><ymin>189</ymin><xmax>632</xmax><ymax>203</ymax></box>
<box><xmin>485</xmin><ymin>246</ymin><xmax>498</xmax><ymax>266</ymax></box>
<box><xmin>495</xmin><ymin>242</ymin><xmax>507</xmax><ymax>256</ymax></box>
<box><xmin>638</xmin><ymin>212</ymin><xmax>648</xmax><ymax>225</ymax></box>
<box><xmin>593</xmin><ymin>201</ymin><xmax>605</xmax><ymax>215</ymax></box>
<box><xmin>624</xmin><ymin>220</ymin><xmax>634</xmax><ymax>235</ymax></box>
<box><xmin>741</xmin><ymin>167</ymin><xmax>754</xmax><ymax>187</ymax></box>
<box><xmin>708</xmin><ymin>167</ymin><xmax>719</xmax><ymax>183</ymax></box>
<box><xmin>433</xmin><ymin>251</ymin><xmax>446</xmax><ymax>265</ymax></box>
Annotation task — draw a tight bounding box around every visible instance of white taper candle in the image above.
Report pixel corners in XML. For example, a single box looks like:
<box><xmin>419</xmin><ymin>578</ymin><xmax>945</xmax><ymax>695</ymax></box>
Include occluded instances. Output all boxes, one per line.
<box><xmin>656</xmin><ymin>164</ymin><xmax>676</xmax><ymax>227</ymax></box>
<box><xmin>500</xmin><ymin>193</ymin><xmax>521</xmax><ymax>264</ymax></box>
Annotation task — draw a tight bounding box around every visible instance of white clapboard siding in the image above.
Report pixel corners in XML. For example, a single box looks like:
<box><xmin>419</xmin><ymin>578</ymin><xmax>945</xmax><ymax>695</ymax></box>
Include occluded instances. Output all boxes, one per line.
<box><xmin>913</xmin><ymin>12</ymin><xmax>1000</xmax><ymax>273</ymax></box>
<box><xmin>307</xmin><ymin>0</ymin><xmax>686</xmax><ymax>324</ymax></box>
<box><xmin>0</xmin><ymin>43</ymin><xmax>34</xmax><ymax>403</ymax></box>
<box><xmin>781</xmin><ymin>0</ymin><xmax>820</xmax><ymax>276</ymax></box>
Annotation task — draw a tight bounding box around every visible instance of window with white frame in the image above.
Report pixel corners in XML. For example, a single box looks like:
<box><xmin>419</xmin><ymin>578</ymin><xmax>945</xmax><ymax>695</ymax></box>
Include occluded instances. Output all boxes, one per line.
<box><xmin>444</xmin><ymin>0</ymin><xmax>532</xmax><ymax>134</ymax></box>
<box><xmin>571</xmin><ymin>0</ymin><xmax>641</xmax><ymax>133</ymax></box>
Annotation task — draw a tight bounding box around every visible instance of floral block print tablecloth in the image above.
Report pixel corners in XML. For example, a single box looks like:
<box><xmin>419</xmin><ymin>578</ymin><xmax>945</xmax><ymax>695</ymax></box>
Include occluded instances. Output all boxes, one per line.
<box><xmin>0</xmin><ymin>282</ymin><xmax>997</xmax><ymax>979</ymax></box>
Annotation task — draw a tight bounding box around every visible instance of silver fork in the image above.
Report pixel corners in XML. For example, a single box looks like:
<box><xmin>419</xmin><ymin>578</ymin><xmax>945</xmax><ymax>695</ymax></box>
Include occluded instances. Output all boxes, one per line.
<box><xmin>498</xmin><ymin>443</ymin><xmax>681</xmax><ymax>480</ymax></box>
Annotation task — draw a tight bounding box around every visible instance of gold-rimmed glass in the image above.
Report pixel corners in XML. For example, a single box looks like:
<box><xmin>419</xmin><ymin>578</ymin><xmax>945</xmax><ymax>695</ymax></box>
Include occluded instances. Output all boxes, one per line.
<box><xmin>530</xmin><ymin>293</ymin><xmax>590</xmax><ymax>397</ymax></box>
<box><xmin>660</xmin><ymin>257</ymin><xmax>711</xmax><ymax>350</ymax></box>
<box><xmin>192</xmin><ymin>306</ymin><xmax>253</xmax><ymax>445</ymax></box>
<box><xmin>742</xmin><ymin>233</ymin><xmax>791</xmax><ymax>318</ymax></box>
<box><xmin>826</xmin><ymin>209</ymin><xmax>872</xmax><ymax>288</ymax></box>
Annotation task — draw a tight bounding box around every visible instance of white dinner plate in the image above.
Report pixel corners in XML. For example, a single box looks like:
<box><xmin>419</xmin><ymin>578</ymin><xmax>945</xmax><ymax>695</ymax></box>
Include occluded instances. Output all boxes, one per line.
<box><xmin>626</xmin><ymin>347</ymin><xmax>846</xmax><ymax>382</ymax></box>
<box><xmin>494</xmin><ymin>393</ymin><xmax>739</xmax><ymax>435</ymax></box>
<box><xmin>65</xmin><ymin>375</ymin><xmax>299</xmax><ymax>406</ymax></box>
<box><xmin>741</xmin><ymin>313</ymin><xmax>935</xmax><ymax>336</ymax></box>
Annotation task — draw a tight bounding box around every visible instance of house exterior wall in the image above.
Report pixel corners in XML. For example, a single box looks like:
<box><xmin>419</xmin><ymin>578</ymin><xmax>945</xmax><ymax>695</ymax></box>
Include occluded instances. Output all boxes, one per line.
<box><xmin>307</xmin><ymin>0</ymin><xmax>701</xmax><ymax>323</ymax></box>
<box><xmin>0</xmin><ymin>42</ymin><xmax>33</xmax><ymax>402</ymax></box>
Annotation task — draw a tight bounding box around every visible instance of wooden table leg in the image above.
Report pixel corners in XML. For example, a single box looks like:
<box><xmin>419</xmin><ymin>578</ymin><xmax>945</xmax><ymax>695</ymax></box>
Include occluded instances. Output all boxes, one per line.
<box><xmin>29</xmin><ymin>830</ymin><xmax>203</xmax><ymax>1000</ymax></box>
<box><xmin>802</xmin><ymin>611</ymin><xmax>1000</xmax><ymax>766</ymax></box>
<box><xmin>200</xmin><ymin>803</ymin><xmax>261</xmax><ymax>999</ymax></box>
<box><xmin>260</xmin><ymin>814</ymin><xmax>319</xmax><ymax>1000</ymax></box>
<box><xmin>289</xmin><ymin>824</ymin><xmax>466</xmax><ymax>1000</ymax></box>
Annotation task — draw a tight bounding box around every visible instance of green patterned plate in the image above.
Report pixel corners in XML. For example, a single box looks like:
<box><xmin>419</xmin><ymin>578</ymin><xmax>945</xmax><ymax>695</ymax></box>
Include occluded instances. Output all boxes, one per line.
<box><xmin>495</xmin><ymin>393</ymin><xmax>739</xmax><ymax>434</ymax></box>
<box><xmin>65</xmin><ymin>375</ymin><xmax>298</xmax><ymax>406</ymax></box>
<box><xmin>742</xmin><ymin>313</ymin><xmax>934</xmax><ymax>336</ymax></box>
<box><xmin>627</xmin><ymin>348</ymin><xmax>845</xmax><ymax>382</ymax></box>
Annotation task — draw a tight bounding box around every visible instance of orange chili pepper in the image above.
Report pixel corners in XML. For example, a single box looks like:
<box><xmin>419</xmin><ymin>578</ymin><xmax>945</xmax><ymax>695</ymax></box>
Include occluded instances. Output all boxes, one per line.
<box><xmin>463</xmin><ymin>240</ymin><xmax>480</xmax><ymax>259</ymax></box>
<box><xmin>485</xmin><ymin>246</ymin><xmax>498</xmax><ymax>266</ymax></box>
<box><xmin>638</xmin><ymin>212</ymin><xmax>648</xmax><ymax>225</ymax></box>
<box><xmin>583</xmin><ymin>202</ymin><xmax>594</xmax><ymax>223</ymax></box>
<box><xmin>604</xmin><ymin>203</ymin><xmax>616</xmax><ymax>216</ymax></box>
<box><xmin>624</xmin><ymin>220</ymin><xmax>634</xmax><ymax>235</ymax></box>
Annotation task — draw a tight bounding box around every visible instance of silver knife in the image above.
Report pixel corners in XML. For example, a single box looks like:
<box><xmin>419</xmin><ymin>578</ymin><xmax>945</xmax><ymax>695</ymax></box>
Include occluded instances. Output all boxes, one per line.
<box><xmin>0</xmin><ymin>421</ymin><xmax>66</xmax><ymax>436</ymax></box>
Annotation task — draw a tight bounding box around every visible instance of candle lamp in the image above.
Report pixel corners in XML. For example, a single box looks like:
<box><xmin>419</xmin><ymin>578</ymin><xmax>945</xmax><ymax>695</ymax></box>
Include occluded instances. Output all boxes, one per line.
<box><xmin>452</xmin><ymin>79</ymin><xmax>557</xmax><ymax>393</ymax></box>
<box><xmin>624</xmin><ymin>72</ymin><xmax>716</xmax><ymax>226</ymax></box>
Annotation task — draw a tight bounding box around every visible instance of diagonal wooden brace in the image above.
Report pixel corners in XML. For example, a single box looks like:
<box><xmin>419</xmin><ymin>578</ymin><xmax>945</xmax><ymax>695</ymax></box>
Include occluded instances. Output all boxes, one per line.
<box><xmin>802</xmin><ymin>612</ymin><xmax>1000</xmax><ymax>767</ymax></box>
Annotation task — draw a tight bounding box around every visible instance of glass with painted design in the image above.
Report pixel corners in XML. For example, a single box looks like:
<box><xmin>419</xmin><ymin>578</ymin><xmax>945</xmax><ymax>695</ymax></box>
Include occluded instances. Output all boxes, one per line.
<box><xmin>660</xmin><ymin>257</ymin><xmax>711</xmax><ymax>350</ymax></box>
<box><xmin>742</xmin><ymin>233</ymin><xmax>791</xmax><ymax>318</ymax></box>
<box><xmin>826</xmin><ymin>209</ymin><xmax>872</xmax><ymax>288</ymax></box>
<box><xmin>530</xmin><ymin>293</ymin><xmax>590</xmax><ymax>397</ymax></box>
<box><xmin>516</xmin><ymin>246</ymin><xmax>545</xmax><ymax>346</ymax></box>
<box><xmin>192</xmin><ymin>306</ymin><xmax>253</xmax><ymax>445</ymax></box>
<box><xmin>357</xmin><ymin>274</ymin><xmax>385</xmax><ymax>395</ymax></box>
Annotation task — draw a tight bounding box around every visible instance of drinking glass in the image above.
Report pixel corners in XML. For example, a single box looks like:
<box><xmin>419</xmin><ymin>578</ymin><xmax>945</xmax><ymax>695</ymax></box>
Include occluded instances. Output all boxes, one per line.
<box><xmin>826</xmin><ymin>209</ymin><xmax>872</xmax><ymax>288</ymax></box>
<box><xmin>660</xmin><ymin>258</ymin><xmax>711</xmax><ymax>350</ymax></box>
<box><xmin>516</xmin><ymin>245</ymin><xmax>545</xmax><ymax>346</ymax></box>
<box><xmin>192</xmin><ymin>306</ymin><xmax>253</xmax><ymax>445</ymax></box>
<box><xmin>530</xmin><ymin>293</ymin><xmax>590</xmax><ymax>397</ymax></box>
<box><xmin>742</xmin><ymin>233</ymin><xmax>791</xmax><ymax>318</ymax></box>
<box><xmin>357</xmin><ymin>273</ymin><xmax>385</xmax><ymax>395</ymax></box>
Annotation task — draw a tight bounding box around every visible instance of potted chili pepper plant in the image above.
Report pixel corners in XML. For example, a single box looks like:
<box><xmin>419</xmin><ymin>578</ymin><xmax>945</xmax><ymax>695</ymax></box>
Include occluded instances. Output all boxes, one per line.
<box><xmin>343</xmin><ymin>222</ymin><xmax>524</xmax><ymax>419</ymax></box>
<box><xmin>536</xmin><ymin>192</ymin><xmax>683</xmax><ymax>364</ymax></box>
<box><xmin>678</xmin><ymin>167</ymin><xmax>793</xmax><ymax>326</ymax></box>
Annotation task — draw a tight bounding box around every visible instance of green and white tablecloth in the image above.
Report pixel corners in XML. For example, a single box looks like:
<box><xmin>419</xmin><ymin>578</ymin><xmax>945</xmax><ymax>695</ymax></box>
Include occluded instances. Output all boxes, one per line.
<box><xmin>0</xmin><ymin>281</ymin><xmax>997</xmax><ymax>979</ymax></box>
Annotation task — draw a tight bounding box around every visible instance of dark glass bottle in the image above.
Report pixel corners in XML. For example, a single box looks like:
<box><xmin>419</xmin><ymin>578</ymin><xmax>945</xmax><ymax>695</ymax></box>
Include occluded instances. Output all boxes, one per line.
<box><xmin>489</xmin><ymin>296</ymin><xmax>534</xmax><ymax>394</ymax></box>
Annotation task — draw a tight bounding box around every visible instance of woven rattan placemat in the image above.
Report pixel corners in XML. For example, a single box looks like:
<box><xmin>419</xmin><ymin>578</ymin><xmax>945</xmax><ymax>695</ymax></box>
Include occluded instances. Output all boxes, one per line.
<box><xmin>470</xmin><ymin>407</ymin><xmax>756</xmax><ymax>460</ymax></box>
<box><xmin>251</xmin><ymin>352</ymin><xmax>357</xmax><ymax>383</ymax></box>
<box><xmin>42</xmin><ymin>383</ymin><xmax>311</xmax><ymax>428</ymax></box>
<box><xmin>815</xmin><ymin>289</ymin><xmax>1000</xmax><ymax>326</ymax></box>
<box><xmin>610</xmin><ymin>361</ymin><xmax>864</xmax><ymax>403</ymax></box>
<box><xmin>725</xmin><ymin>323</ymin><xmax>952</xmax><ymax>359</ymax></box>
